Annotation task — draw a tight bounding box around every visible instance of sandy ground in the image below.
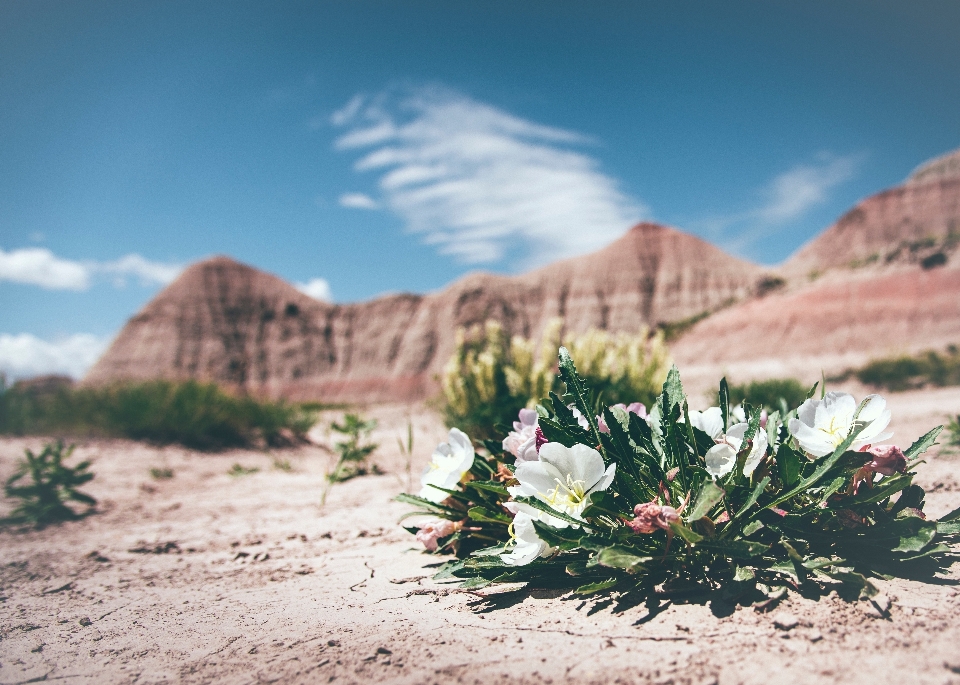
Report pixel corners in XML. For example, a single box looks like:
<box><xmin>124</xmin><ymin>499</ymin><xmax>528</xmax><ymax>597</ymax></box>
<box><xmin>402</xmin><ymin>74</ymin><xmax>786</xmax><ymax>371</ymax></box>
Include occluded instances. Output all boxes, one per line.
<box><xmin>3</xmin><ymin>392</ymin><xmax>960</xmax><ymax>685</ymax></box>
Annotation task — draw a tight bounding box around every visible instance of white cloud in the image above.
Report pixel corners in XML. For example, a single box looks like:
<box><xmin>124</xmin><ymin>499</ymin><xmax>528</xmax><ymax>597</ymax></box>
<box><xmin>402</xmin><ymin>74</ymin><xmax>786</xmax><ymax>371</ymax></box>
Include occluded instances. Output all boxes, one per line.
<box><xmin>0</xmin><ymin>332</ymin><xmax>110</xmax><ymax>381</ymax></box>
<box><xmin>295</xmin><ymin>278</ymin><xmax>333</xmax><ymax>302</ymax></box>
<box><xmin>754</xmin><ymin>154</ymin><xmax>859</xmax><ymax>225</ymax></box>
<box><xmin>339</xmin><ymin>192</ymin><xmax>380</xmax><ymax>210</ymax></box>
<box><xmin>99</xmin><ymin>254</ymin><xmax>182</xmax><ymax>287</ymax></box>
<box><xmin>0</xmin><ymin>247</ymin><xmax>90</xmax><ymax>290</ymax></box>
<box><xmin>0</xmin><ymin>246</ymin><xmax>182</xmax><ymax>291</ymax></box>
<box><xmin>332</xmin><ymin>86</ymin><xmax>645</xmax><ymax>269</ymax></box>
<box><xmin>696</xmin><ymin>153</ymin><xmax>862</xmax><ymax>256</ymax></box>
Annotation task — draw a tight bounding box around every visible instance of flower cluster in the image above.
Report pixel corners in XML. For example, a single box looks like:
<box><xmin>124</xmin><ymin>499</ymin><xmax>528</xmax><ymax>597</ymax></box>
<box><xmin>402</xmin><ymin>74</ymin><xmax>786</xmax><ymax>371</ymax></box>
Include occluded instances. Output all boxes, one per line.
<box><xmin>398</xmin><ymin>347</ymin><xmax>957</xmax><ymax>600</ymax></box>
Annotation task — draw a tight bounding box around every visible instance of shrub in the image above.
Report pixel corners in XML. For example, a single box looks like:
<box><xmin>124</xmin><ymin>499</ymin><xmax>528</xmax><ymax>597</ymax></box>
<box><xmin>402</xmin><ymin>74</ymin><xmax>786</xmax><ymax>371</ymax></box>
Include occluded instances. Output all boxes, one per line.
<box><xmin>727</xmin><ymin>378</ymin><xmax>811</xmax><ymax>413</ymax></box>
<box><xmin>327</xmin><ymin>414</ymin><xmax>379</xmax><ymax>484</ymax></box>
<box><xmin>0</xmin><ymin>379</ymin><xmax>317</xmax><ymax>450</ymax></box>
<box><xmin>3</xmin><ymin>441</ymin><xmax>96</xmax><ymax>526</ymax></box>
<box><xmin>853</xmin><ymin>346</ymin><xmax>960</xmax><ymax>392</ymax></box>
<box><xmin>441</xmin><ymin>319</ymin><xmax>670</xmax><ymax>439</ymax></box>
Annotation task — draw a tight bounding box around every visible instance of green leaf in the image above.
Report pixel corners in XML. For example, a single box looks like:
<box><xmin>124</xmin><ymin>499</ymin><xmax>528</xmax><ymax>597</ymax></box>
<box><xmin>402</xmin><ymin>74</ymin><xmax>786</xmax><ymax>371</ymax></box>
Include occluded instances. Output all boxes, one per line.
<box><xmin>768</xmin><ymin>421</ymin><xmax>868</xmax><ymax>509</ymax></box>
<box><xmin>662</xmin><ymin>365</ymin><xmax>685</xmax><ymax>411</ymax></box>
<box><xmin>821</xmin><ymin>569</ymin><xmax>879</xmax><ymax>599</ymax></box>
<box><xmin>904</xmin><ymin>426</ymin><xmax>943</xmax><ymax>461</ymax></box>
<box><xmin>467</xmin><ymin>506</ymin><xmax>511</xmax><ymax>524</ymax></box>
<box><xmin>775</xmin><ymin>443</ymin><xmax>803</xmax><ymax>489</ymax></box>
<box><xmin>733</xmin><ymin>565</ymin><xmax>755</xmax><ymax>581</ymax></box>
<box><xmin>471</xmin><ymin>544</ymin><xmax>508</xmax><ymax>557</ymax></box>
<box><xmin>939</xmin><ymin>505</ymin><xmax>960</xmax><ymax>523</ymax></box>
<box><xmin>890</xmin><ymin>518</ymin><xmax>937</xmax><ymax>553</ymax></box>
<box><xmin>432</xmin><ymin>560</ymin><xmax>467</xmax><ymax>580</ymax></box>
<box><xmin>668</xmin><ymin>521</ymin><xmax>703</xmax><ymax>544</ymax></box>
<box><xmin>557</xmin><ymin>347</ymin><xmax>602</xmax><ymax>445</ymax></box>
<box><xmin>466</xmin><ymin>480</ymin><xmax>509</xmax><ymax>497</ymax></box>
<box><xmin>580</xmin><ymin>490</ymin><xmax>629</xmax><ymax>520</ymax></box>
<box><xmin>393</xmin><ymin>493</ymin><xmax>463</xmax><ymax>517</ymax></box>
<box><xmin>688</xmin><ymin>481</ymin><xmax>725</xmax><ymax>522</ymax></box>
<box><xmin>460</xmin><ymin>577</ymin><xmax>492</xmax><ymax>590</ymax></box>
<box><xmin>899</xmin><ymin>543</ymin><xmax>953</xmax><ymax>562</ymax></box>
<box><xmin>742</xmin><ymin>520</ymin><xmax>764</xmax><ymax>536</ymax></box>
<box><xmin>719</xmin><ymin>377</ymin><xmax>730</xmax><ymax>432</ymax></box>
<box><xmin>565</xmin><ymin>560</ymin><xmax>590</xmax><ymax>576</ymax></box>
<box><xmin>735</xmin><ymin>476</ymin><xmax>770</xmax><ymax>519</ymax></box>
<box><xmin>695</xmin><ymin>539</ymin><xmax>769</xmax><ymax>558</ymax></box>
<box><xmin>595</xmin><ymin>546</ymin><xmax>650</xmax><ymax>572</ymax></box>
<box><xmin>513</xmin><ymin>497</ymin><xmax>584</xmax><ymax>527</ymax></box>
<box><xmin>574</xmin><ymin>578</ymin><xmax>619</xmax><ymax>595</ymax></box>
<box><xmin>937</xmin><ymin>521</ymin><xmax>960</xmax><ymax>535</ymax></box>
<box><xmin>848</xmin><ymin>473</ymin><xmax>913</xmax><ymax>505</ymax></box>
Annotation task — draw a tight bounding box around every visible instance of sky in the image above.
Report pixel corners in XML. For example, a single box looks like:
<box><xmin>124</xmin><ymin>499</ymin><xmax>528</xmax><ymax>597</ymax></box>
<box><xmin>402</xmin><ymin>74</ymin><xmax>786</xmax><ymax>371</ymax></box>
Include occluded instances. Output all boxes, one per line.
<box><xmin>1</xmin><ymin>0</ymin><xmax>959</xmax><ymax>380</ymax></box>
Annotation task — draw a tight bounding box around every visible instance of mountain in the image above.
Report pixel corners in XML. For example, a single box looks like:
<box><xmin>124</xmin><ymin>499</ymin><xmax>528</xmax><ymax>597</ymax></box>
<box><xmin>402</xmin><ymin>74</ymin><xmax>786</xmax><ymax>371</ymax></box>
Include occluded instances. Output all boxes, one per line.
<box><xmin>84</xmin><ymin>223</ymin><xmax>763</xmax><ymax>402</ymax></box>
<box><xmin>672</xmin><ymin>147</ymin><xmax>960</xmax><ymax>390</ymax></box>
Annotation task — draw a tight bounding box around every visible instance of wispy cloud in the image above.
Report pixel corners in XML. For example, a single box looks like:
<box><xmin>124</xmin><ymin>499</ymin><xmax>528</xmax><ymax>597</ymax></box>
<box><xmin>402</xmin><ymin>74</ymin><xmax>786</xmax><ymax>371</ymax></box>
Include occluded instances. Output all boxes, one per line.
<box><xmin>295</xmin><ymin>277</ymin><xmax>333</xmax><ymax>302</ymax></box>
<box><xmin>0</xmin><ymin>247</ymin><xmax>182</xmax><ymax>291</ymax></box>
<box><xmin>339</xmin><ymin>192</ymin><xmax>379</xmax><ymax>210</ymax></box>
<box><xmin>332</xmin><ymin>86</ymin><xmax>645</xmax><ymax>269</ymax></box>
<box><xmin>0</xmin><ymin>332</ymin><xmax>110</xmax><ymax>380</ymax></box>
<box><xmin>698</xmin><ymin>153</ymin><xmax>862</xmax><ymax>256</ymax></box>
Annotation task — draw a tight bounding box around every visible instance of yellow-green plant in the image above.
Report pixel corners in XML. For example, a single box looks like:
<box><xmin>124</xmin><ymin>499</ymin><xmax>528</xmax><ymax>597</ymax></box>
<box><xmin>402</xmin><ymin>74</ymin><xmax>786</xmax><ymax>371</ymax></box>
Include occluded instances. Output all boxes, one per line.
<box><xmin>441</xmin><ymin>318</ymin><xmax>670</xmax><ymax>439</ymax></box>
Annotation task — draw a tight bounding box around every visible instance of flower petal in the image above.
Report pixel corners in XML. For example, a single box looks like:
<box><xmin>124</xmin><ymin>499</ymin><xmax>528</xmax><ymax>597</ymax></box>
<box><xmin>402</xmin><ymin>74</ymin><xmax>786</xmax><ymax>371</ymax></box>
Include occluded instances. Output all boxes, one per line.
<box><xmin>705</xmin><ymin>443</ymin><xmax>737</xmax><ymax>478</ymax></box>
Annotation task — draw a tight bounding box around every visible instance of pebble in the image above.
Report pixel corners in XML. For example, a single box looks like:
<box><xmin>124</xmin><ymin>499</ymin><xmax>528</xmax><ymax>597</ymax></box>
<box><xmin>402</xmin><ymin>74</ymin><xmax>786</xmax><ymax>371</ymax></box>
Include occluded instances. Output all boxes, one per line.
<box><xmin>772</xmin><ymin>612</ymin><xmax>799</xmax><ymax>630</ymax></box>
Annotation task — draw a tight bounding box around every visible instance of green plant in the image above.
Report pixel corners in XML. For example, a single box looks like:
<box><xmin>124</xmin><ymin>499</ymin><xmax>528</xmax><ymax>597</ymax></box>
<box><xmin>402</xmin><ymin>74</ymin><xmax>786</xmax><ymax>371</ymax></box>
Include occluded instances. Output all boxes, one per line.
<box><xmin>397</xmin><ymin>419</ymin><xmax>415</xmax><ymax>493</ymax></box>
<box><xmin>847</xmin><ymin>346</ymin><xmax>960</xmax><ymax>392</ymax></box>
<box><xmin>0</xmin><ymin>379</ymin><xmax>318</xmax><ymax>450</ymax></box>
<box><xmin>149</xmin><ymin>467</ymin><xmax>174</xmax><ymax>480</ymax></box>
<box><xmin>325</xmin><ymin>414</ymin><xmax>379</xmax><ymax>486</ymax></box>
<box><xmin>399</xmin><ymin>348</ymin><xmax>956</xmax><ymax>602</ymax></box>
<box><xmin>3</xmin><ymin>441</ymin><xmax>96</xmax><ymax>526</ymax></box>
<box><xmin>441</xmin><ymin>319</ymin><xmax>670</xmax><ymax>440</ymax></box>
<box><xmin>273</xmin><ymin>458</ymin><xmax>293</xmax><ymax>472</ymax></box>
<box><xmin>727</xmin><ymin>378</ymin><xmax>810</xmax><ymax>414</ymax></box>
<box><xmin>228</xmin><ymin>463</ymin><xmax>260</xmax><ymax>477</ymax></box>
<box><xmin>946</xmin><ymin>416</ymin><xmax>960</xmax><ymax>450</ymax></box>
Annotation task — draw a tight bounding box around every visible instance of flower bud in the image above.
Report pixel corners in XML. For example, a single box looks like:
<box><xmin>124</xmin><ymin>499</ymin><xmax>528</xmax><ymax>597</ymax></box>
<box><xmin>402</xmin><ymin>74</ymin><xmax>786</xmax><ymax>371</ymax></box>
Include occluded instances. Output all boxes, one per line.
<box><xmin>415</xmin><ymin>519</ymin><xmax>460</xmax><ymax>552</ymax></box>
<box><xmin>865</xmin><ymin>445</ymin><xmax>907</xmax><ymax>476</ymax></box>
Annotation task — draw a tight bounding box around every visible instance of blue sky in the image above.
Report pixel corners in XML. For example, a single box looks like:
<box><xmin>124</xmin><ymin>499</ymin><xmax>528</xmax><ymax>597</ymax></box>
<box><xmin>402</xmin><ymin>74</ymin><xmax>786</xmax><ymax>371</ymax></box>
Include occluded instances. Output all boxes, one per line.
<box><xmin>2</xmin><ymin>0</ymin><xmax>959</xmax><ymax>379</ymax></box>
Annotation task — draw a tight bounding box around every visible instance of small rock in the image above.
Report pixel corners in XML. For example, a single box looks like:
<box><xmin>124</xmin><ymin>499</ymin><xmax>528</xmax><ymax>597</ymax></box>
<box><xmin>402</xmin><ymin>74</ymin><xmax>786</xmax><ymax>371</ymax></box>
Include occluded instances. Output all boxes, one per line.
<box><xmin>327</xmin><ymin>639</ymin><xmax>340</xmax><ymax>647</ymax></box>
<box><xmin>945</xmin><ymin>660</ymin><xmax>960</xmax><ymax>674</ymax></box>
<box><xmin>376</xmin><ymin>647</ymin><xmax>392</xmax><ymax>655</ymax></box>
<box><xmin>808</xmin><ymin>630</ymin><xmax>823</xmax><ymax>642</ymax></box>
<box><xmin>79</xmin><ymin>617</ymin><xmax>92</xmax><ymax>627</ymax></box>
<box><xmin>773</xmin><ymin>612</ymin><xmax>799</xmax><ymax>630</ymax></box>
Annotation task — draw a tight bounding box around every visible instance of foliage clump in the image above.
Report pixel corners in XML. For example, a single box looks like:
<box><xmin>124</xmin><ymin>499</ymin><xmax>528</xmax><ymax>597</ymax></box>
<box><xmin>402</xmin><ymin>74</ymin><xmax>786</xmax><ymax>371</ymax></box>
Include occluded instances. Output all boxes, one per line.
<box><xmin>831</xmin><ymin>345</ymin><xmax>960</xmax><ymax>392</ymax></box>
<box><xmin>327</xmin><ymin>414</ymin><xmax>380</xmax><ymax>484</ymax></box>
<box><xmin>401</xmin><ymin>348</ymin><xmax>958</xmax><ymax>603</ymax></box>
<box><xmin>727</xmin><ymin>378</ymin><xmax>811</xmax><ymax>414</ymax></box>
<box><xmin>0</xmin><ymin>379</ymin><xmax>317</xmax><ymax>450</ymax></box>
<box><xmin>3</xmin><ymin>441</ymin><xmax>96</xmax><ymax>526</ymax></box>
<box><xmin>441</xmin><ymin>319</ymin><xmax>670</xmax><ymax>440</ymax></box>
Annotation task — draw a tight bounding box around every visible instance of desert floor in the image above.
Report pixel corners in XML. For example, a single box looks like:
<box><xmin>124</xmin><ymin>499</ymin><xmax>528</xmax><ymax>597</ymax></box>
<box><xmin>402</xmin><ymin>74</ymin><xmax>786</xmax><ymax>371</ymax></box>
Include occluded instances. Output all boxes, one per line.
<box><xmin>3</xmin><ymin>388</ymin><xmax>960</xmax><ymax>685</ymax></box>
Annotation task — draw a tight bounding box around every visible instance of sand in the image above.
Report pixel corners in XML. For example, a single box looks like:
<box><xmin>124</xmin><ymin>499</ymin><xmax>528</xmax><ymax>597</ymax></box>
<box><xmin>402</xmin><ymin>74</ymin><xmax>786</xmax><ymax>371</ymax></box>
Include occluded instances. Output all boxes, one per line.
<box><xmin>3</xmin><ymin>392</ymin><xmax>960</xmax><ymax>685</ymax></box>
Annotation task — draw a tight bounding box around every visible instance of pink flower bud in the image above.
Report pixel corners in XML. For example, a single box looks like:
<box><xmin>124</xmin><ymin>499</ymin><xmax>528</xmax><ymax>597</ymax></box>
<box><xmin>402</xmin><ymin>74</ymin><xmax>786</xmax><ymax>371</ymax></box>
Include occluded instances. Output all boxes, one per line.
<box><xmin>627</xmin><ymin>501</ymin><xmax>680</xmax><ymax>534</ymax></box>
<box><xmin>535</xmin><ymin>427</ymin><xmax>548</xmax><ymax>452</ymax></box>
<box><xmin>865</xmin><ymin>445</ymin><xmax>907</xmax><ymax>476</ymax></box>
<box><xmin>598</xmin><ymin>403</ymin><xmax>647</xmax><ymax>433</ymax></box>
<box><xmin>415</xmin><ymin>519</ymin><xmax>460</xmax><ymax>552</ymax></box>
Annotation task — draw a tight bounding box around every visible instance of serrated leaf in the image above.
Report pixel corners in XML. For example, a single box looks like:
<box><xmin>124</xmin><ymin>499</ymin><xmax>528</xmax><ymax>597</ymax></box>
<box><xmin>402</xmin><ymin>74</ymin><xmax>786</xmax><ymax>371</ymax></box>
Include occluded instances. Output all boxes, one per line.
<box><xmin>595</xmin><ymin>546</ymin><xmax>650</xmax><ymax>571</ymax></box>
<box><xmin>668</xmin><ymin>521</ymin><xmax>703</xmax><ymax>544</ymax></box>
<box><xmin>695</xmin><ymin>539</ymin><xmax>769</xmax><ymax>558</ymax></box>
<box><xmin>733</xmin><ymin>565</ymin><xmax>755</xmax><ymax>581</ymax></box>
<box><xmin>688</xmin><ymin>481</ymin><xmax>725</xmax><ymax>522</ymax></box>
<box><xmin>735</xmin><ymin>476</ymin><xmax>770</xmax><ymax>519</ymax></box>
<box><xmin>460</xmin><ymin>577</ymin><xmax>492</xmax><ymax>590</ymax></box>
<box><xmin>574</xmin><ymin>578</ymin><xmax>619</xmax><ymax>595</ymax></box>
<box><xmin>513</xmin><ymin>496</ymin><xmax>584</xmax><ymax>527</ymax></box>
<box><xmin>467</xmin><ymin>506</ymin><xmax>511</xmax><ymax>524</ymax></box>
<box><xmin>466</xmin><ymin>480</ymin><xmax>509</xmax><ymax>497</ymax></box>
<box><xmin>742</xmin><ymin>519</ymin><xmax>764</xmax><ymax>536</ymax></box>
<box><xmin>890</xmin><ymin>518</ymin><xmax>937</xmax><ymax>553</ymax></box>
<box><xmin>904</xmin><ymin>426</ymin><xmax>943</xmax><ymax>461</ymax></box>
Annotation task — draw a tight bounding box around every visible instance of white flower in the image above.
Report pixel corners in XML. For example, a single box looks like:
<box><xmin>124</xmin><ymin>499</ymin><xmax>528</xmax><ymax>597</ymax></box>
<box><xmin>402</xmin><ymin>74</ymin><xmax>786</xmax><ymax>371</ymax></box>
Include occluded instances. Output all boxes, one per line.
<box><xmin>419</xmin><ymin>428</ymin><xmax>475</xmax><ymax>503</ymax></box>
<box><xmin>502</xmin><ymin>408</ymin><xmax>539</xmax><ymax>464</ymax></box>
<box><xmin>689</xmin><ymin>407</ymin><xmax>724</xmax><ymax>440</ymax></box>
<box><xmin>501</xmin><ymin>511</ymin><xmax>554</xmax><ymax>566</ymax></box>
<box><xmin>704</xmin><ymin>422</ymin><xmax>769</xmax><ymax>479</ymax></box>
<box><xmin>508</xmin><ymin>443</ymin><xmax>616</xmax><ymax>525</ymax></box>
<box><xmin>788</xmin><ymin>392</ymin><xmax>892</xmax><ymax>458</ymax></box>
